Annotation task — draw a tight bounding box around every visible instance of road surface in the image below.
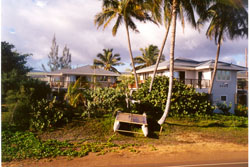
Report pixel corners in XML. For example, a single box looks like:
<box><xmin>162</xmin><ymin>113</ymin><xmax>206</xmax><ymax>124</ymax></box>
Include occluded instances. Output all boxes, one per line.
<box><xmin>2</xmin><ymin>150</ymin><xmax>248</xmax><ymax>167</ymax></box>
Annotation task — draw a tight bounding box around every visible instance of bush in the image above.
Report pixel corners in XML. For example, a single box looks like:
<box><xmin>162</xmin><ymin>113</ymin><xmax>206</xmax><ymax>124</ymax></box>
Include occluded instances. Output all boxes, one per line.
<box><xmin>133</xmin><ymin>76</ymin><xmax>214</xmax><ymax>118</ymax></box>
<box><xmin>216</xmin><ymin>102</ymin><xmax>232</xmax><ymax>115</ymax></box>
<box><xmin>12</xmin><ymin>100</ymin><xmax>33</xmax><ymax>129</ymax></box>
<box><xmin>235</xmin><ymin>104</ymin><xmax>248</xmax><ymax>117</ymax></box>
<box><xmin>6</xmin><ymin>87</ymin><xmax>33</xmax><ymax>129</ymax></box>
<box><xmin>83</xmin><ymin>88</ymin><xmax>126</xmax><ymax>117</ymax></box>
<box><xmin>30</xmin><ymin>98</ymin><xmax>74</xmax><ymax>131</ymax></box>
<box><xmin>4</xmin><ymin>80</ymin><xmax>51</xmax><ymax>130</ymax></box>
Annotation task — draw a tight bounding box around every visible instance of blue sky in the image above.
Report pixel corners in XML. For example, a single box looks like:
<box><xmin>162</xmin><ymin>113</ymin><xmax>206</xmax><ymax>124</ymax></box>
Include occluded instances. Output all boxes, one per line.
<box><xmin>2</xmin><ymin>0</ymin><xmax>248</xmax><ymax>72</ymax></box>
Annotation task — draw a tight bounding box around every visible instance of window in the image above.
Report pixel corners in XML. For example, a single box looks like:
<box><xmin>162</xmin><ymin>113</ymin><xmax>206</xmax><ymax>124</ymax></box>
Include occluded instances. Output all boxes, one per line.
<box><xmin>221</xmin><ymin>96</ymin><xmax>227</xmax><ymax>101</ymax></box>
<box><xmin>216</xmin><ymin>70</ymin><xmax>230</xmax><ymax>81</ymax></box>
<box><xmin>97</xmin><ymin>76</ymin><xmax>108</xmax><ymax>81</ymax></box>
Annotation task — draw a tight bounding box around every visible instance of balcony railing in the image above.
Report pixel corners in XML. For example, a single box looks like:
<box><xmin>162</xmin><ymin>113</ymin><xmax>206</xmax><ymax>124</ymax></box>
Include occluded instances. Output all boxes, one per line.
<box><xmin>176</xmin><ymin>79</ymin><xmax>210</xmax><ymax>89</ymax></box>
<box><xmin>49</xmin><ymin>81</ymin><xmax>117</xmax><ymax>89</ymax></box>
<box><xmin>129</xmin><ymin>79</ymin><xmax>210</xmax><ymax>89</ymax></box>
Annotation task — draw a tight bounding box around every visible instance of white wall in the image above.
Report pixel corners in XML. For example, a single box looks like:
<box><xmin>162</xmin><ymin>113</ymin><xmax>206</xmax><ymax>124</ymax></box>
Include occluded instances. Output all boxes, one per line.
<box><xmin>212</xmin><ymin>71</ymin><xmax>237</xmax><ymax>113</ymax></box>
<box><xmin>186</xmin><ymin>71</ymin><xmax>195</xmax><ymax>79</ymax></box>
<box><xmin>203</xmin><ymin>70</ymin><xmax>212</xmax><ymax>80</ymax></box>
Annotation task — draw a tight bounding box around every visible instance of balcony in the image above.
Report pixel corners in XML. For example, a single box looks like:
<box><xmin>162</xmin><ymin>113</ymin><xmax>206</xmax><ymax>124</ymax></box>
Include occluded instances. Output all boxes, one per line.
<box><xmin>176</xmin><ymin>79</ymin><xmax>210</xmax><ymax>89</ymax></box>
<box><xmin>129</xmin><ymin>79</ymin><xmax>210</xmax><ymax>89</ymax></box>
<box><xmin>49</xmin><ymin>81</ymin><xmax>117</xmax><ymax>89</ymax></box>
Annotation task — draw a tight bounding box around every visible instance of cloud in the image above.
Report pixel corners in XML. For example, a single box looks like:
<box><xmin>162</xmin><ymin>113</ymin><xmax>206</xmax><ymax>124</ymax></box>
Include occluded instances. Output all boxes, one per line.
<box><xmin>2</xmin><ymin>0</ymin><xmax>248</xmax><ymax>71</ymax></box>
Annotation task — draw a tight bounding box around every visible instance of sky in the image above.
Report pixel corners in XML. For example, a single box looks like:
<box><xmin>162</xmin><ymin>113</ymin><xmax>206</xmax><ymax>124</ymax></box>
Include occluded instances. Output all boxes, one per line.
<box><xmin>1</xmin><ymin>0</ymin><xmax>248</xmax><ymax>72</ymax></box>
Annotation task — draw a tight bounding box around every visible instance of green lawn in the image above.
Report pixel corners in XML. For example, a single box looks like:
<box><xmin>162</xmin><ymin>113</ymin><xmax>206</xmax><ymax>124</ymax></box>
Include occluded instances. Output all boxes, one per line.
<box><xmin>2</xmin><ymin>114</ymin><xmax>248</xmax><ymax>161</ymax></box>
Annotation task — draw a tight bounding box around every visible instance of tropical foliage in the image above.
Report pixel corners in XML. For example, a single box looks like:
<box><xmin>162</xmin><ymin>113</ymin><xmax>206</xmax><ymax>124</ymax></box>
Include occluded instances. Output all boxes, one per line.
<box><xmin>133</xmin><ymin>76</ymin><xmax>214</xmax><ymax>118</ymax></box>
<box><xmin>133</xmin><ymin>44</ymin><xmax>165</xmax><ymax>70</ymax></box>
<box><xmin>235</xmin><ymin>104</ymin><xmax>248</xmax><ymax>117</ymax></box>
<box><xmin>82</xmin><ymin>88</ymin><xmax>126</xmax><ymax>118</ymax></box>
<box><xmin>94</xmin><ymin>0</ymin><xmax>154</xmax><ymax>88</ymax></box>
<box><xmin>157</xmin><ymin>0</ymin><xmax>209</xmax><ymax>125</ymax></box>
<box><xmin>1</xmin><ymin>42</ymin><xmax>32</xmax><ymax>101</ymax></box>
<box><xmin>30</xmin><ymin>98</ymin><xmax>74</xmax><ymax>131</ymax></box>
<box><xmin>2</xmin><ymin>130</ymin><xmax>118</xmax><ymax>161</ymax></box>
<box><xmin>94</xmin><ymin>48</ymin><xmax>123</xmax><ymax>73</ymax></box>
<box><xmin>197</xmin><ymin>0</ymin><xmax>248</xmax><ymax>94</ymax></box>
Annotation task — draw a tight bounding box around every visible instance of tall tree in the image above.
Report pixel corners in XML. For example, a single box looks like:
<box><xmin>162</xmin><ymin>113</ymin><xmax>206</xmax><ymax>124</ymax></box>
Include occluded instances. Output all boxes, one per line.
<box><xmin>158</xmin><ymin>0</ymin><xmax>210</xmax><ymax>125</ymax></box>
<box><xmin>197</xmin><ymin>0</ymin><xmax>248</xmax><ymax>94</ymax></box>
<box><xmin>133</xmin><ymin>44</ymin><xmax>165</xmax><ymax>70</ymax></box>
<box><xmin>95</xmin><ymin>0</ymin><xmax>154</xmax><ymax>89</ymax></box>
<box><xmin>1</xmin><ymin>41</ymin><xmax>32</xmax><ymax>100</ymax></box>
<box><xmin>148</xmin><ymin>0</ymin><xmax>171</xmax><ymax>92</ymax></box>
<box><xmin>60</xmin><ymin>45</ymin><xmax>72</xmax><ymax>69</ymax></box>
<box><xmin>149</xmin><ymin>0</ymin><xmax>210</xmax><ymax>91</ymax></box>
<box><xmin>93</xmin><ymin>48</ymin><xmax>124</xmax><ymax>73</ymax></box>
<box><xmin>43</xmin><ymin>35</ymin><xmax>72</xmax><ymax>71</ymax></box>
<box><xmin>47</xmin><ymin>35</ymin><xmax>59</xmax><ymax>71</ymax></box>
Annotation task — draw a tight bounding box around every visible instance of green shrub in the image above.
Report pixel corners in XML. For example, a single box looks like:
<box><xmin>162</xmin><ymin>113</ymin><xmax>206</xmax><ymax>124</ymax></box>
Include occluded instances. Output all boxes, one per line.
<box><xmin>235</xmin><ymin>104</ymin><xmax>248</xmax><ymax>117</ymax></box>
<box><xmin>133</xmin><ymin>76</ymin><xmax>214</xmax><ymax>118</ymax></box>
<box><xmin>6</xmin><ymin>87</ymin><xmax>33</xmax><ymax>129</ymax></box>
<box><xmin>4</xmin><ymin>81</ymin><xmax>51</xmax><ymax>130</ymax></box>
<box><xmin>30</xmin><ymin>98</ymin><xmax>74</xmax><ymax>131</ymax></box>
<box><xmin>83</xmin><ymin>88</ymin><xmax>126</xmax><ymax>117</ymax></box>
<box><xmin>12</xmin><ymin>100</ymin><xmax>33</xmax><ymax>129</ymax></box>
<box><xmin>216</xmin><ymin>102</ymin><xmax>232</xmax><ymax>115</ymax></box>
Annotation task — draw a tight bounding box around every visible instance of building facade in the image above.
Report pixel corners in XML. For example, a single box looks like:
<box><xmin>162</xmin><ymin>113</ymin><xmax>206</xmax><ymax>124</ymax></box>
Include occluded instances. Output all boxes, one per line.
<box><xmin>46</xmin><ymin>65</ymin><xmax>120</xmax><ymax>89</ymax></box>
<box><xmin>136</xmin><ymin>58</ymin><xmax>247</xmax><ymax>113</ymax></box>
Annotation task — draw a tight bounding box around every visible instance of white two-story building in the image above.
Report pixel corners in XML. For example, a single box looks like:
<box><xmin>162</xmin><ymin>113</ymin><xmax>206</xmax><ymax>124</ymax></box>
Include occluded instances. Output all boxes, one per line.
<box><xmin>136</xmin><ymin>58</ymin><xmax>247</xmax><ymax>113</ymax></box>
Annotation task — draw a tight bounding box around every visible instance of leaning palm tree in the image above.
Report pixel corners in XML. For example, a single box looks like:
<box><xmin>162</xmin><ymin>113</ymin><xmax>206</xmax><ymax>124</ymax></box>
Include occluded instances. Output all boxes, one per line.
<box><xmin>94</xmin><ymin>48</ymin><xmax>124</xmax><ymax>74</ymax></box>
<box><xmin>133</xmin><ymin>44</ymin><xmax>164</xmax><ymax>70</ymax></box>
<box><xmin>95</xmin><ymin>0</ymin><xmax>154</xmax><ymax>89</ymax></box>
<box><xmin>197</xmin><ymin>0</ymin><xmax>248</xmax><ymax>95</ymax></box>
<box><xmin>158</xmin><ymin>0</ymin><xmax>210</xmax><ymax>125</ymax></box>
<box><xmin>149</xmin><ymin>0</ymin><xmax>210</xmax><ymax>92</ymax></box>
<box><xmin>148</xmin><ymin>0</ymin><xmax>171</xmax><ymax>92</ymax></box>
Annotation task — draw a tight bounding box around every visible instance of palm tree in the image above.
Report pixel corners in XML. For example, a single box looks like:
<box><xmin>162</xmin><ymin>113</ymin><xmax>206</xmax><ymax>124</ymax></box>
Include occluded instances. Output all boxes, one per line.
<box><xmin>133</xmin><ymin>44</ymin><xmax>165</xmax><ymax>70</ymax></box>
<box><xmin>158</xmin><ymin>0</ymin><xmax>210</xmax><ymax>125</ymax></box>
<box><xmin>197</xmin><ymin>0</ymin><xmax>248</xmax><ymax>95</ymax></box>
<box><xmin>95</xmin><ymin>0</ymin><xmax>154</xmax><ymax>89</ymax></box>
<box><xmin>149</xmin><ymin>0</ymin><xmax>210</xmax><ymax>92</ymax></box>
<box><xmin>149</xmin><ymin>0</ymin><xmax>171</xmax><ymax>92</ymax></box>
<box><xmin>94</xmin><ymin>48</ymin><xmax>124</xmax><ymax>74</ymax></box>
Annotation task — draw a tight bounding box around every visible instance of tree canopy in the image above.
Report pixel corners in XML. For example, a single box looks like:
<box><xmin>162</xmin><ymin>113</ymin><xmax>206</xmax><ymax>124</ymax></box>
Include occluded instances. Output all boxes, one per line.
<box><xmin>1</xmin><ymin>41</ymin><xmax>32</xmax><ymax>100</ymax></box>
<box><xmin>133</xmin><ymin>44</ymin><xmax>165</xmax><ymax>70</ymax></box>
<box><xmin>2</xmin><ymin>41</ymin><xmax>31</xmax><ymax>75</ymax></box>
<box><xmin>43</xmin><ymin>35</ymin><xmax>72</xmax><ymax>72</ymax></box>
<box><xmin>93</xmin><ymin>48</ymin><xmax>123</xmax><ymax>74</ymax></box>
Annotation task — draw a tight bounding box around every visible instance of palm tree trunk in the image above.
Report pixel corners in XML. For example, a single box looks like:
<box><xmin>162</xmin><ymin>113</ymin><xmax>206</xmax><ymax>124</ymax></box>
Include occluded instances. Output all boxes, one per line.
<box><xmin>149</xmin><ymin>21</ymin><xmax>171</xmax><ymax>92</ymax></box>
<box><xmin>125</xmin><ymin>21</ymin><xmax>139</xmax><ymax>89</ymax></box>
<box><xmin>158</xmin><ymin>0</ymin><xmax>177</xmax><ymax>125</ymax></box>
<box><xmin>208</xmin><ymin>31</ymin><xmax>223</xmax><ymax>95</ymax></box>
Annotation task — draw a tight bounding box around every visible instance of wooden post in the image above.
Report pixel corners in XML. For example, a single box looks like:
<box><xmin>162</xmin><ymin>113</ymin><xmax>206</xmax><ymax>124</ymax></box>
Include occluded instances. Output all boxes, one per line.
<box><xmin>159</xmin><ymin>126</ymin><xmax>163</xmax><ymax>135</ymax></box>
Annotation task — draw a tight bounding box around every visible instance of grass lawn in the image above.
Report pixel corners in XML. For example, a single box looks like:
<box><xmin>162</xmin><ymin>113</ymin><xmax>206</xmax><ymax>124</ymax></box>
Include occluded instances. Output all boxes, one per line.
<box><xmin>2</xmin><ymin>113</ymin><xmax>248</xmax><ymax>161</ymax></box>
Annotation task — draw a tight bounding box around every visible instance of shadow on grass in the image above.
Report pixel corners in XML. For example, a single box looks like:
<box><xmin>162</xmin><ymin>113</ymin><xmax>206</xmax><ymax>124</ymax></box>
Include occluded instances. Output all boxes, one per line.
<box><xmin>166</xmin><ymin>122</ymin><xmax>248</xmax><ymax>128</ymax></box>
